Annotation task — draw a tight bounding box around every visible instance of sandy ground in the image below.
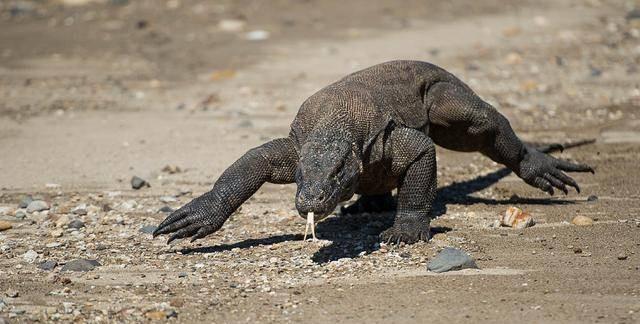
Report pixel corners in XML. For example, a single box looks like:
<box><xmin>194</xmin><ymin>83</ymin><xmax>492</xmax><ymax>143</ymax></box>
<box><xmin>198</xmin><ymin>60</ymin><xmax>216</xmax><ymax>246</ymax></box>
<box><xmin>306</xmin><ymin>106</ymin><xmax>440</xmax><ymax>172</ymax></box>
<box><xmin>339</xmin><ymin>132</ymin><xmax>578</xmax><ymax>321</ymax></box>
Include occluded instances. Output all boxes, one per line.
<box><xmin>1</xmin><ymin>0</ymin><xmax>639</xmax><ymax>323</ymax></box>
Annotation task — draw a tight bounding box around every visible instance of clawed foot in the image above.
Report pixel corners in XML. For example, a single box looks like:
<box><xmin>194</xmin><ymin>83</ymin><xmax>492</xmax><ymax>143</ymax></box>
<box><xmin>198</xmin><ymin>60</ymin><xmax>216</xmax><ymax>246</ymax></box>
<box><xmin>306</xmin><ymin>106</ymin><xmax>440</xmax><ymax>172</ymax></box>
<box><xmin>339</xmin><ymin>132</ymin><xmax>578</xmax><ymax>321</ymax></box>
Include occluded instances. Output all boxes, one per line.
<box><xmin>303</xmin><ymin>212</ymin><xmax>317</xmax><ymax>241</ymax></box>
<box><xmin>380</xmin><ymin>222</ymin><xmax>431</xmax><ymax>244</ymax></box>
<box><xmin>153</xmin><ymin>195</ymin><xmax>222</xmax><ymax>244</ymax></box>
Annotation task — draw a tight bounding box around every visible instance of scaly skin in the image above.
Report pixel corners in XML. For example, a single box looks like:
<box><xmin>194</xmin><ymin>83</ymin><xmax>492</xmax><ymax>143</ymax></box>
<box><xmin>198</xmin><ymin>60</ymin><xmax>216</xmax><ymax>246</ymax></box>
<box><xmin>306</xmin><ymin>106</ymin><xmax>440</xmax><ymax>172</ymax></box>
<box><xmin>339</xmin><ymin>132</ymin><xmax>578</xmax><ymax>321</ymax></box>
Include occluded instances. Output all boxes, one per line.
<box><xmin>154</xmin><ymin>60</ymin><xmax>594</xmax><ymax>244</ymax></box>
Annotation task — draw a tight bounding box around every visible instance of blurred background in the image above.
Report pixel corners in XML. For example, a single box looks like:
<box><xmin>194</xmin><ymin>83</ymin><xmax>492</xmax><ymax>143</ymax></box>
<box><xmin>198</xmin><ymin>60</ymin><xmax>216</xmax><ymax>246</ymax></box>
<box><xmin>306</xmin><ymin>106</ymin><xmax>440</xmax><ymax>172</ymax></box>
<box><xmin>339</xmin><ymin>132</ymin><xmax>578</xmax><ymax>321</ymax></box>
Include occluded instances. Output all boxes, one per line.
<box><xmin>0</xmin><ymin>0</ymin><xmax>638</xmax><ymax>189</ymax></box>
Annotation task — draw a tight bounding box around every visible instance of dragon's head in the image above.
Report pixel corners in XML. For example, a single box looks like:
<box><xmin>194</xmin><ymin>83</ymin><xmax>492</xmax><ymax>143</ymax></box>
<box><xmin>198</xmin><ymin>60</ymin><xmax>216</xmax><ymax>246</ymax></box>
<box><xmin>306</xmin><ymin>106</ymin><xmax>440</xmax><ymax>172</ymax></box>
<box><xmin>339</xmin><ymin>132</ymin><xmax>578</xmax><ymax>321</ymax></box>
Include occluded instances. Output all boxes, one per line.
<box><xmin>295</xmin><ymin>130</ymin><xmax>361</xmax><ymax>220</ymax></box>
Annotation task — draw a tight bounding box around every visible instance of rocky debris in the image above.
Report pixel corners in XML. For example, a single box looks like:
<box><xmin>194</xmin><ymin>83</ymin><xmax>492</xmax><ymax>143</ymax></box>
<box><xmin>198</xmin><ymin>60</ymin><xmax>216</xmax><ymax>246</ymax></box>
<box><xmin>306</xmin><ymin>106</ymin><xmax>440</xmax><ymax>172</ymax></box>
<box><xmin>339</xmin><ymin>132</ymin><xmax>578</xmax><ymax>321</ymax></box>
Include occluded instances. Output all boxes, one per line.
<box><xmin>0</xmin><ymin>207</ymin><xmax>13</xmax><ymax>216</ymax></box>
<box><xmin>160</xmin><ymin>196</ymin><xmax>177</xmax><ymax>203</ymax></box>
<box><xmin>139</xmin><ymin>225</ymin><xmax>158</xmax><ymax>234</ymax></box>
<box><xmin>571</xmin><ymin>215</ymin><xmax>594</xmax><ymax>226</ymax></box>
<box><xmin>0</xmin><ymin>221</ymin><xmax>12</xmax><ymax>232</ymax></box>
<box><xmin>427</xmin><ymin>247</ymin><xmax>478</xmax><ymax>273</ymax></box>
<box><xmin>14</xmin><ymin>210</ymin><xmax>26</xmax><ymax>220</ymax></box>
<box><xmin>218</xmin><ymin>19</ymin><xmax>246</xmax><ymax>32</ymax></box>
<box><xmin>499</xmin><ymin>207</ymin><xmax>534</xmax><ymax>229</ymax></box>
<box><xmin>162</xmin><ymin>165</ymin><xmax>182</xmax><ymax>174</ymax></box>
<box><xmin>50</xmin><ymin>229</ymin><xmax>64</xmax><ymax>238</ymax></box>
<box><xmin>131</xmin><ymin>176</ymin><xmax>150</xmax><ymax>190</ymax></box>
<box><xmin>18</xmin><ymin>195</ymin><xmax>33</xmax><ymax>209</ymax></box>
<box><xmin>617</xmin><ymin>254</ymin><xmax>628</xmax><ymax>260</ymax></box>
<box><xmin>245</xmin><ymin>30</ymin><xmax>270</xmax><ymax>41</ymax></box>
<box><xmin>68</xmin><ymin>219</ymin><xmax>85</xmax><ymax>229</ymax></box>
<box><xmin>38</xmin><ymin>260</ymin><xmax>58</xmax><ymax>271</ymax></box>
<box><xmin>22</xmin><ymin>250</ymin><xmax>38</xmax><ymax>263</ymax></box>
<box><xmin>158</xmin><ymin>206</ymin><xmax>174</xmax><ymax>213</ymax></box>
<box><xmin>71</xmin><ymin>204</ymin><xmax>88</xmax><ymax>215</ymax></box>
<box><xmin>587</xmin><ymin>195</ymin><xmax>598</xmax><ymax>202</ymax></box>
<box><xmin>26</xmin><ymin>200</ymin><xmax>49</xmax><ymax>213</ymax></box>
<box><xmin>626</xmin><ymin>9</ymin><xmax>640</xmax><ymax>20</ymax></box>
<box><xmin>61</xmin><ymin>259</ymin><xmax>101</xmax><ymax>272</ymax></box>
<box><xmin>4</xmin><ymin>290</ymin><xmax>18</xmax><ymax>298</ymax></box>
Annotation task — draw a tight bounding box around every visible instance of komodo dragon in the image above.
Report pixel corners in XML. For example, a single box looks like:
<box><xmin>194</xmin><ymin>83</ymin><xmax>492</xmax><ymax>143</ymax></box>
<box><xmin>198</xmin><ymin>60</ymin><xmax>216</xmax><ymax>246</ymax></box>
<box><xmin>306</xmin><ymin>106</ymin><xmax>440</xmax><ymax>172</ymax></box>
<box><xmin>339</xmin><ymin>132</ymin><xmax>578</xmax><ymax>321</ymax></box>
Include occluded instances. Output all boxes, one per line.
<box><xmin>154</xmin><ymin>60</ymin><xmax>594</xmax><ymax>244</ymax></box>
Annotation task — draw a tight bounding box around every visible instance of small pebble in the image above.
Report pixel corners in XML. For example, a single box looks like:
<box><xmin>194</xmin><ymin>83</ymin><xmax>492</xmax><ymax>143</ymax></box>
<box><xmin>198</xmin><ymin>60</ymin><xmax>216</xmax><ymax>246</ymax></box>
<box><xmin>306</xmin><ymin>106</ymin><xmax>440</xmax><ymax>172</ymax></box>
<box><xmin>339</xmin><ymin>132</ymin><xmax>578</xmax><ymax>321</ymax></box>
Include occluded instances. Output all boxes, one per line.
<box><xmin>14</xmin><ymin>210</ymin><xmax>26</xmax><ymax>220</ymax></box>
<box><xmin>159</xmin><ymin>206</ymin><xmax>174</xmax><ymax>213</ymax></box>
<box><xmin>5</xmin><ymin>291</ymin><xmax>18</xmax><ymax>298</ymax></box>
<box><xmin>26</xmin><ymin>200</ymin><xmax>49</xmax><ymax>213</ymax></box>
<box><xmin>0</xmin><ymin>221</ymin><xmax>12</xmax><ymax>232</ymax></box>
<box><xmin>38</xmin><ymin>260</ymin><xmax>58</xmax><ymax>271</ymax></box>
<box><xmin>130</xmin><ymin>176</ymin><xmax>149</xmax><ymax>190</ymax></box>
<box><xmin>587</xmin><ymin>195</ymin><xmax>598</xmax><ymax>202</ymax></box>
<box><xmin>571</xmin><ymin>215</ymin><xmax>594</xmax><ymax>226</ymax></box>
<box><xmin>427</xmin><ymin>247</ymin><xmax>478</xmax><ymax>273</ymax></box>
<box><xmin>18</xmin><ymin>195</ymin><xmax>33</xmax><ymax>209</ymax></box>
<box><xmin>618</xmin><ymin>254</ymin><xmax>628</xmax><ymax>260</ymax></box>
<box><xmin>68</xmin><ymin>220</ymin><xmax>85</xmax><ymax>229</ymax></box>
<box><xmin>160</xmin><ymin>196</ymin><xmax>177</xmax><ymax>203</ymax></box>
<box><xmin>71</xmin><ymin>204</ymin><xmax>88</xmax><ymax>215</ymax></box>
<box><xmin>139</xmin><ymin>225</ymin><xmax>158</xmax><ymax>234</ymax></box>
<box><xmin>61</xmin><ymin>259</ymin><xmax>101</xmax><ymax>272</ymax></box>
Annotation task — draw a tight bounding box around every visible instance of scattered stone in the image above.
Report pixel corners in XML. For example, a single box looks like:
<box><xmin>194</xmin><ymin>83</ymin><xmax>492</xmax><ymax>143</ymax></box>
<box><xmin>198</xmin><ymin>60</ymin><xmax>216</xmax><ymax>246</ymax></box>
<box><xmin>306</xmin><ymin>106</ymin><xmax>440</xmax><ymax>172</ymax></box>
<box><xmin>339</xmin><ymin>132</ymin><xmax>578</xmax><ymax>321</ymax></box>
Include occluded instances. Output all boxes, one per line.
<box><xmin>626</xmin><ymin>9</ymin><xmax>640</xmax><ymax>20</ymax></box>
<box><xmin>22</xmin><ymin>250</ymin><xmax>38</xmax><ymax>263</ymax></box>
<box><xmin>61</xmin><ymin>259</ymin><xmax>101</xmax><ymax>272</ymax></box>
<box><xmin>427</xmin><ymin>247</ymin><xmax>478</xmax><ymax>273</ymax></box>
<box><xmin>587</xmin><ymin>195</ymin><xmax>598</xmax><ymax>202</ymax></box>
<box><xmin>26</xmin><ymin>200</ymin><xmax>49</xmax><ymax>213</ymax></box>
<box><xmin>68</xmin><ymin>220</ymin><xmax>85</xmax><ymax>229</ymax></box>
<box><xmin>139</xmin><ymin>225</ymin><xmax>157</xmax><ymax>234</ymax></box>
<box><xmin>0</xmin><ymin>207</ymin><xmax>13</xmax><ymax>216</ymax></box>
<box><xmin>145</xmin><ymin>311</ymin><xmax>167</xmax><ymax>320</ymax></box>
<box><xmin>245</xmin><ymin>30</ymin><xmax>270</xmax><ymax>41</ymax></box>
<box><xmin>162</xmin><ymin>164</ymin><xmax>182</xmax><ymax>174</ymax></box>
<box><xmin>571</xmin><ymin>215</ymin><xmax>594</xmax><ymax>226</ymax></box>
<box><xmin>499</xmin><ymin>207</ymin><xmax>534</xmax><ymax>229</ymax></box>
<box><xmin>159</xmin><ymin>206</ymin><xmax>174</xmax><ymax>213</ymax></box>
<box><xmin>160</xmin><ymin>196</ymin><xmax>177</xmax><ymax>203</ymax></box>
<box><xmin>38</xmin><ymin>260</ymin><xmax>58</xmax><ymax>271</ymax></box>
<box><xmin>5</xmin><ymin>291</ymin><xmax>18</xmax><ymax>298</ymax></box>
<box><xmin>0</xmin><ymin>221</ymin><xmax>12</xmax><ymax>232</ymax></box>
<box><xmin>14</xmin><ymin>210</ymin><xmax>26</xmax><ymax>220</ymax></box>
<box><xmin>71</xmin><ymin>204</ymin><xmax>88</xmax><ymax>215</ymax></box>
<box><xmin>50</xmin><ymin>229</ymin><xmax>64</xmax><ymax>238</ymax></box>
<box><xmin>218</xmin><ymin>18</ymin><xmax>246</xmax><ymax>32</ymax></box>
<box><xmin>617</xmin><ymin>254</ymin><xmax>628</xmax><ymax>260</ymax></box>
<box><xmin>178</xmin><ymin>272</ymin><xmax>187</xmax><ymax>278</ymax></box>
<box><xmin>54</xmin><ymin>215</ymin><xmax>70</xmax><ymax>228</ymax></box>
<box><xmin>573</xmin><ymin>247</ymin><xmax>583</xmax><ymax>254</ymax></box>
<box><xmin>131</xmin><ymin>176</ymin><xmax>149</xmax><ymax>190</ymax></box>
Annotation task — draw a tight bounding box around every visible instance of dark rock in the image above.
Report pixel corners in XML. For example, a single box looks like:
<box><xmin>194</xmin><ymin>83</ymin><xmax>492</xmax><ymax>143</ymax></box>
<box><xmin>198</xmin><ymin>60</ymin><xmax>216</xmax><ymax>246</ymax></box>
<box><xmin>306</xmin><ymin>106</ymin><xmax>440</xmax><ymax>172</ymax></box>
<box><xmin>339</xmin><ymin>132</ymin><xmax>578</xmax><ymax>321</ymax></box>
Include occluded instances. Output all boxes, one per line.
<box><xmin>131</xmin><ymin>176</ymin><xmax>149</xmax><ymax>190</ymax></box>
<box><xmin>178</xmin><ymin>272</ymin><xmax>187</xmax><ymax>278</ymax></box>
<box><xmin>68</xmin><ymin>220</ymin><xmax>85</xmax><ymax>229</ymax></box>
<box><xmin>61</xmin><ymin>259</ymin><xmax>101</xmax><ymax>272</ymax></box>
<box><xmin>587</xmin><ymin>195</ymin><xmax>598</xmax><ymax>202</ymax></box>
<box><xmin>18</xmin><ymin>195</ymin><xmax>33</xmax><ymax>209</ymax></box>
<box><xmin>38</xmin><ymin>260</ymin><xmax>58</xmax><ymax>271</ymax></box>
<box><xmin>159</xmin><ymin>206</ymin><xmax>174</xmax><ymax>213</ymax></box>
<box><xmin>139</xmin><ymin>225</ymin><xmax>158</xmax><ymax>234</ymax></box>
<box><xmin>626</xmin><ymin>9</ymin><xmax>640</xmax><ymax>20</ymax></box>
<box><xmin>427</xmin><ymin>247</ymin><xmax>478</xmax><ymax>273</ymax></box>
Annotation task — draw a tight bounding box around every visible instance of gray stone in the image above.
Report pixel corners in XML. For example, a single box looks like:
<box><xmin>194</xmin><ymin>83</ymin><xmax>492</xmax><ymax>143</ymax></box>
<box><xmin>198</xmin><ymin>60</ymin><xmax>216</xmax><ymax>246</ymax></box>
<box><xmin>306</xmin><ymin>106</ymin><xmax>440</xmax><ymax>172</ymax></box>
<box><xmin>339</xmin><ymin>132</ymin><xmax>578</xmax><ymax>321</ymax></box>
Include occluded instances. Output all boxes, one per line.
<box><xmin>160</xmin><ymin>196</ymin><xmax>177</xmax><ymax>203</ymax></box>
<box><xmin>427</xmin><ymin>247</ymin><xmax>478</xmax><ymax>273</ymax></box>
<box><xmin>131</xmin><ymin>176</ymin><xmax>149</xmax><ymax>190</ymax></box>
<box><xmin>626</xmin><ymin>9</ymin><xmax>640</xmax><ymax>20</ymax></box>
<box><xmin>71</xmin><ymin>204</ymin><xmax>88</xmax><ymax>215</ymax></box>
<box><xmin>139</xmin><ymin>225</ymin><xmax>157</xmax><ymax>234</ymax></box>
<box><xmin>5</xmin><ymin>290</ymin><xmax>18</xmax><ymax>298</ymax></box>
<box><xmin>38</xmin><ymin>260</ymin><xmax>58</xmax><ymax>271</ymax></box>
<box><xmin>14</xmin><ymin>210</ymin><xmax>27</xmax><ymax>220</ymax></box>
<box><xmin>68</xmin><ymin>220</ymin><xmax>85</xmax><ymax>229</ymax></box>
<box><xmin>18</xmin><ymin>195</ymin><xmax>33</xmax><ymax>209</ymax></box>
<box><xmin>26</xmin><ymin>200</ymin><xmax>49</xmax><ymax>213</ymax></box>
<box><xmin>159</xmin><ymin>206</ymin><xmax>174</xmax><ymax>213</ymax></box>
<box><xmin>61</xmin><ymin>259</ymin><xmax>101</xmax><ymax>272</ymax></box>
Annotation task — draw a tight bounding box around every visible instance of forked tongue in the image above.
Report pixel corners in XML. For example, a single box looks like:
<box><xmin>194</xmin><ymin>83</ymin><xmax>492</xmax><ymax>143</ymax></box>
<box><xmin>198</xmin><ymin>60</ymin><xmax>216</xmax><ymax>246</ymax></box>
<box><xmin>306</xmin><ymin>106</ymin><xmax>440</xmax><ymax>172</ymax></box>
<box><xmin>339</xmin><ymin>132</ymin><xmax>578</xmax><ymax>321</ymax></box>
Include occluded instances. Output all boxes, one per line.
<box><xmin>303</xmin><ymin>212</ymin><xmax>317</xmax><ymax>241</ymax></box>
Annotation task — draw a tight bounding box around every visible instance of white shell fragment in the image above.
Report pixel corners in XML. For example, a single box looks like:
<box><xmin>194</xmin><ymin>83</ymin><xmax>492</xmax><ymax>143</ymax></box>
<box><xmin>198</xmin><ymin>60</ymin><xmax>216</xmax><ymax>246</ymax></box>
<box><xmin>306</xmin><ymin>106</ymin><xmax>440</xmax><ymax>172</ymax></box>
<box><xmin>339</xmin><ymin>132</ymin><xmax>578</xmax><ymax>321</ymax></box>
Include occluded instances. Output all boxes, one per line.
<box><xmin>500</xmin><ymin>207</ymin><xmax>534</xmax><ymax>229</ymax></box>
<box><xmin>304</xmin><ymin>212</ymin><xmax>317</xmax><ymax>241</ymax></box>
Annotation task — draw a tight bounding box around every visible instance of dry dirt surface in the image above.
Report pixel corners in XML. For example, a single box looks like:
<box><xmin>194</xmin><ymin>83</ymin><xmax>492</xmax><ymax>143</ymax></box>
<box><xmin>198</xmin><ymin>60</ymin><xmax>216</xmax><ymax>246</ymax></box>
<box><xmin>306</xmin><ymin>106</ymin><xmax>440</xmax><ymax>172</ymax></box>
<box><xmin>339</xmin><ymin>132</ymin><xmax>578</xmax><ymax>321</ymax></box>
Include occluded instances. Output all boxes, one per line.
<box><xmin>1</xmin><ymin>0</ymin><xmax>640</xmax><ymax>323</ymax></box>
